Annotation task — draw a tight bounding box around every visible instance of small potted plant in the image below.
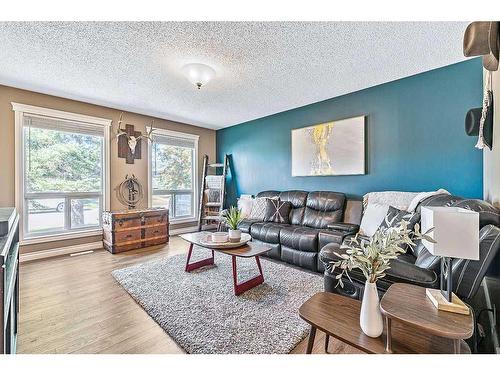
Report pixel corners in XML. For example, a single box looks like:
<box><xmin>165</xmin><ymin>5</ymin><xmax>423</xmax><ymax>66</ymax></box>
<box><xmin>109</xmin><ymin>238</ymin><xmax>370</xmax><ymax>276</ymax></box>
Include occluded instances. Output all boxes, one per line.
<box><xmin>222</xmin><ymin>206</ymin><xmax>243</xmax><ymax>242</ymax></box>
<box><xmin>330</xmin><ymin>221</ymin><xmax>434</xmax><ymax>338</ymax></box>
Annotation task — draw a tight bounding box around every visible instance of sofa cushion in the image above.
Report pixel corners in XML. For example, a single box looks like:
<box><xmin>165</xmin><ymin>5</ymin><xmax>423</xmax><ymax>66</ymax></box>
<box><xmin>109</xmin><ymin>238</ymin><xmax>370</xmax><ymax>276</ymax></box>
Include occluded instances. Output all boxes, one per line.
<box><xmin>237</xmin><ymin>219</ymin><xmax>261</xmax><ymax>234</ymax></box>
<box><xmin>256</xmin><ymin>190</ymin><xmax>280</xmax><ymax>199</ymax></box>
<box><xmin>250</xmin><ymin>222</ymin><xmax>290</xmax><ymax>244</ymax></box>
<box><xmin>251</xmin><ymin>238</ymin><xmax>281</xmax><ymax>260</ymax></box>
<box><xmin>302</xmin><ymin>191</ymin><xmax>345</xmax><ymax>229</ymax></box>
<box><xmin>279</xmin><ymin>226</ymin><xmax>319</xmax><ymax>252</ymax></box>
<box><xmin>279</xmin><ymin>190</ymin><xmax>308</xmax><ymax>225</ymax></box>
<box><xmin>397</xmin><ymin>252</ymin><xmax>418</xmax><ymax>264</ymax></box>
<box><xmin>264</xmin><ymin>198</ymin><xmax>292</xmax><ymax>224</ymax></box>
<box><xmin>281</xmin><ymin>246</ymin><xmax>318</xmax><ymax>272</ymax></box>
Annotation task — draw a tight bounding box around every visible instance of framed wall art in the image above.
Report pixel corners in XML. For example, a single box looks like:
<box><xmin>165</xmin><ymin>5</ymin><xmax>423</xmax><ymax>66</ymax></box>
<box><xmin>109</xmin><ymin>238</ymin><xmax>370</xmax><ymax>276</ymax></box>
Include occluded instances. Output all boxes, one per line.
<box><xmin>291</xmin><ymin>115</ymin><xmax>366</xmax><ymax>176</ymax></box>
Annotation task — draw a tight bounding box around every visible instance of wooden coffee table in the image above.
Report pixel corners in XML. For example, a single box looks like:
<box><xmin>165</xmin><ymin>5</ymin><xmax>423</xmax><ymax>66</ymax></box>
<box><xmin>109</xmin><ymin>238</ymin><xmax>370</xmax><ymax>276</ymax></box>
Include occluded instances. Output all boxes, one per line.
<box><xmin>299</xmin><ymin>291</ymin><xmax>472</xmax><ymax>354</ymax></box>
<box><xmin>180</xmin><ymin>231</ymin><xmax>271</xmax><ymax>296</ymax></box>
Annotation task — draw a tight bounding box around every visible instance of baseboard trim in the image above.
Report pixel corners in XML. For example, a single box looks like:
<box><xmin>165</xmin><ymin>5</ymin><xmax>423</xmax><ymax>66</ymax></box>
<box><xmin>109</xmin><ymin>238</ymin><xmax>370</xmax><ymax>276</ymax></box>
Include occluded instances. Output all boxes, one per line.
<box><xmin>20</xmin><ymin>241</ymin><xmax>103</xmax><ymax>263</ymax></box>
<box><xmin>170</xmin><ymin>225</ymin><xmax>198</xmax><ymax>236</ymax></box>
<box><xmin>20</xmin><ymin>226</ymin><xmax>199</xmax><ymax>262</ymax></box>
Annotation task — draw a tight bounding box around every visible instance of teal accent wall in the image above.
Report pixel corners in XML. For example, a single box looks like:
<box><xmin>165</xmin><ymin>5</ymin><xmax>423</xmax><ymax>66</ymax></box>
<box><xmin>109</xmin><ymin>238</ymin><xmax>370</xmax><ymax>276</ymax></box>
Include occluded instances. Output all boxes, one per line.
<box><xmin>216</xmin><ymin>59</ymin><xmax>483</xmax><ymax>205</ymax></box>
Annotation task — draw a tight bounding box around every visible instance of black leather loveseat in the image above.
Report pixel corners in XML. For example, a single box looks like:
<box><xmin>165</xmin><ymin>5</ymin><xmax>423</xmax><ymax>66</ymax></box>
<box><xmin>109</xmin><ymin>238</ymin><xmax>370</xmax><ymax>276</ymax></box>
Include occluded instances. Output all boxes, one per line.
<box><xmin>237</xmin><ymin>190</ymin><xmax>362</xmax><ymax>272</ymax></box>
<box><xmin>320</xmin><ymin>194</ymin><xmax>500</xmax><ymax>302</ymax></box>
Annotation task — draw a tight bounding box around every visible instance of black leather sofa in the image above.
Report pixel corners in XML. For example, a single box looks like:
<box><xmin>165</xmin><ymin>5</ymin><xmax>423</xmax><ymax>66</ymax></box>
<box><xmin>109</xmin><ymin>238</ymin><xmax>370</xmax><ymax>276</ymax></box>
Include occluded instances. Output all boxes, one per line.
<box><xmin>237</xmin><ymin>190</ymin><xmax>362</xmax><ymax>272</ymax></box>
<box><xmin>320</xmin><ymin>194</ymin><xmax>500</xmax><ymax>302</ymax></box>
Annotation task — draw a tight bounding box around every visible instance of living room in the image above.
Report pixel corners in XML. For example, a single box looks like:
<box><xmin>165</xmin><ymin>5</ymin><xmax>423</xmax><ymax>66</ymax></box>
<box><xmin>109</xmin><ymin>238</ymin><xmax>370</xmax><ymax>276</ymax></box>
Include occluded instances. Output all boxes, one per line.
<box><xmin>1</xmin><ymin>1</ymin><xmax>500</xmax><ymax>373</ymax></box>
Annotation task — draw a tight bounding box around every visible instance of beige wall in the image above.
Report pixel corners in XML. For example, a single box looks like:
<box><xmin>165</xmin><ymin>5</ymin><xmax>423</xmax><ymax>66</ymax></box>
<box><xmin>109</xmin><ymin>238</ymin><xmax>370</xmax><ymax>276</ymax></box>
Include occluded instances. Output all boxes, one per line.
<box><xmin>483</xmin><ymin>70</ymin><xmax>500</xmax><ymax>208</ymax></box>
<box><xmin>0</xmin><ymin>84</ymin><xmax>216</xmax><ymax>253</ymax></box>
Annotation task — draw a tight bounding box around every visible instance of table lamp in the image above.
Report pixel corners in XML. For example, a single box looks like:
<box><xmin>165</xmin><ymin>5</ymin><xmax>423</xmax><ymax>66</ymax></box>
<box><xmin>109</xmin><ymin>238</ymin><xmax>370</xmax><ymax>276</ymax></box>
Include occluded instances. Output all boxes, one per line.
<box><xmin>421</xmin><ymin>206</ymin><xmax>479</xmax><ymax>315</ymax></box>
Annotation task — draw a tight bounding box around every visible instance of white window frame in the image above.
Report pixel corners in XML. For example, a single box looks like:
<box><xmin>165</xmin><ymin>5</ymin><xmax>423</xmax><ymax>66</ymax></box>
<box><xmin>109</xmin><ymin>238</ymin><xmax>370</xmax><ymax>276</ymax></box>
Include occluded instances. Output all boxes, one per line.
<box><xmin>147</xmin><ymin>128</ymin><xmax>199</xmax><ymax>224</ymax></box>
<box><xmin>12</xmin><ymin>102</ymin><xmax>111</xmax><ymax>245</ymax></box>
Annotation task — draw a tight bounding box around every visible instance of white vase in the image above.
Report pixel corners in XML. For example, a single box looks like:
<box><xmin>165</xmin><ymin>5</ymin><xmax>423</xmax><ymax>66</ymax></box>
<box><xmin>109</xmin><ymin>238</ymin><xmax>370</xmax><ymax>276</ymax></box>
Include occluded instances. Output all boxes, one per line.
<box><xmin>228</xmin><ymin>229</ymin><xmax>241</xmax><ymax>242</ymax></box>
<box><xmin>360</xmin><ymin>280</ymin><xmax>383</xmax><ymax>338</ymax></box>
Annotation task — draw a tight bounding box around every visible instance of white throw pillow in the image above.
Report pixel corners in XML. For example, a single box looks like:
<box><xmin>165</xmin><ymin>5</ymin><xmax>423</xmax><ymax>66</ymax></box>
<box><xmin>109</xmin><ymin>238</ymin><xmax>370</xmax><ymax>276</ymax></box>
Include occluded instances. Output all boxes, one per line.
<box><xmin>248</xmin><ymin>197</ymin><xmax>268</xmax><ymax>220</ymax></box>
<box><xmin>237</xmin><ymin>197</ymin><xmax>254</xmax><ymax>219</ymax></box>
<box><xmin>359</xmin><ymin>203</ymin><xmax>390</xmax><ymax>237</ymax></box>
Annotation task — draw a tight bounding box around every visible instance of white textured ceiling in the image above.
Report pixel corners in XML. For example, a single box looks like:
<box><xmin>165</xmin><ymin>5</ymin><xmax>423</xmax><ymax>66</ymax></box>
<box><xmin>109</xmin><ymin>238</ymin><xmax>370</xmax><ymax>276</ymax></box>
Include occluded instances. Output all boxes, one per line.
<box><xmin>0</xmin><ymin>22</ymin><xmax>470</xmax><ymax>129</ymax></box>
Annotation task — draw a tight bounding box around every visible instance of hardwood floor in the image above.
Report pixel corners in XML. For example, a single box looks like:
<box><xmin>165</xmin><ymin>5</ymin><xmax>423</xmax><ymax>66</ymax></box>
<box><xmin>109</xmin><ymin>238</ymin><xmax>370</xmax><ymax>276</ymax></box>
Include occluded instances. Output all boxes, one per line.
<box><xmin>18</xmin><ymin>236</ymin><xmax>361</xmax><ymax>354</ymax></box>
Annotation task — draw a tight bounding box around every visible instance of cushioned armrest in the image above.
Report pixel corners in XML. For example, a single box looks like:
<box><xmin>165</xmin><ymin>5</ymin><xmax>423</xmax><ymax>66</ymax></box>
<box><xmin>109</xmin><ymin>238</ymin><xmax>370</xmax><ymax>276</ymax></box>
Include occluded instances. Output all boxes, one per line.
<box><xmin>318</xmin><ymin>230</ymin><xmax>345</xmax><ymax>250</ymax></box>
<box><xmin>319</xmin><ymin>242</ymin><xmax>341</xmax><ymax>262</ymax></box>
<box><xmin>327</xmin><ymin>223</ymin><xmax>360</xmax><ymax>234</ymax></box>
<box><xmin>321</xmin><ymin>244</ymin><xmax>438</xmax><ymax>289</ymax></box>
<box><xmin>384</xmin><ymin>259</ymin><xmax>438</xmax><ymax>288</ymax></box>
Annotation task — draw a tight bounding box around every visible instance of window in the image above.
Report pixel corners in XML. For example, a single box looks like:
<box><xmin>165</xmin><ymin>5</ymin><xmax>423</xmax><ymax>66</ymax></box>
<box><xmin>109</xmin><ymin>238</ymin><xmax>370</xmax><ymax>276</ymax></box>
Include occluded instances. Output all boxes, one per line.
<box><xmin>149</xmin><ymin>129</ymin><xmax>199</xmax><ymax>222</ymax></box>
<box><xmin>13</xmin><ymin>103</ymin><xmax>111</xmax><ymax>242</ymax></box>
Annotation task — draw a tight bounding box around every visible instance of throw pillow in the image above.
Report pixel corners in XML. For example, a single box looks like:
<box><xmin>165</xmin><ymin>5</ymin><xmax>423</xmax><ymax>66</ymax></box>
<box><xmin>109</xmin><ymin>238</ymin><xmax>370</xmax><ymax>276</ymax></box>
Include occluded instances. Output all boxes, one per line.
<box><xmin>264</xmin><ymin>198</ymin><xmax>292</xmax><ymax>224</ymax></box>
<box><xmin>248</xmin><ymin>197</ymin><xmax>268</xmax><ymax>220</ymax></box>
<box><xmin>359</xmin><ymin>203</ymin><xmax>389</xmax><ymax>237</ymax></box>
<box><xmin>237</xmin><ymin>197</ymin><xmax>254</xmax><ymax>219</ymax></box>
<box><xmin>378</xmin><ymin>206</ymin><xmax>421</xmax><ymax>251</ymax></box>
<box><xmin>378</xmin><ymin>205</ymin><xmax>420</xmax><ymax>232</ymax></box>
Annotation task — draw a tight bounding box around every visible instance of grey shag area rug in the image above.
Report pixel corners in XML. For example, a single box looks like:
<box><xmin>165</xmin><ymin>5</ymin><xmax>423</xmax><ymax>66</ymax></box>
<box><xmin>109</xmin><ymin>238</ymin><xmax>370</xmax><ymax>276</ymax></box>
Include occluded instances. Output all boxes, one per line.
<box><xmin>112</xmin><ymin>248</ymin><xmax>323</xmax><ymax>354</ymax></box>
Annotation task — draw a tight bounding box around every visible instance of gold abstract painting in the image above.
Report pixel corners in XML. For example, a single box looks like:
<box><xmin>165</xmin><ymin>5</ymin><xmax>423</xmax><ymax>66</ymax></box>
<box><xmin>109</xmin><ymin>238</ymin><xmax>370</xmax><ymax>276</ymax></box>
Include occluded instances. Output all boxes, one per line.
<box><xmin>291</xmin><ymin>116</ymin><xmax>365</xmax><ymax>176</ymax></box>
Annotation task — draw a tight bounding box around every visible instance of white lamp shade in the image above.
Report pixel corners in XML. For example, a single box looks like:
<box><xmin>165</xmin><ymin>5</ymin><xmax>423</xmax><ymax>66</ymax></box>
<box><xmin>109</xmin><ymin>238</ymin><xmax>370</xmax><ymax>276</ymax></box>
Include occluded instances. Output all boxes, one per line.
<box><xmin>181</xmin><ymin>63</ymin><xmax>216</xmax><ymax>88</ymax></box>
<box><xmin>421</xmin><ymin>206</ymin><xmax>479</xmax><ymax>260</ymax></box>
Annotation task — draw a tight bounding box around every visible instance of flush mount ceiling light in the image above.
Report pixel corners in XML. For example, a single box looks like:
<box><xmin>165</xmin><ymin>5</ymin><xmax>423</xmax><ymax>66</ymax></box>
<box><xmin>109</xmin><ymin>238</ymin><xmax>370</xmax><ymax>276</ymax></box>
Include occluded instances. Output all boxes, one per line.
<box><xmin>181</xmin><ymin>63</ymin><xmax>216</xmax><ymax>90</ymax></box>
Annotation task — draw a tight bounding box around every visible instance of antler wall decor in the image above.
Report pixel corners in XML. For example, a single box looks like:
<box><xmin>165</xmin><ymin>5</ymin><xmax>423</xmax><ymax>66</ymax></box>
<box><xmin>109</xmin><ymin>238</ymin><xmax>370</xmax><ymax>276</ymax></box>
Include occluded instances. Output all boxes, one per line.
<box><xmin>114</xmin><ymin>112</ymin><xmax>156</xmax><ymax>164</ymax></box>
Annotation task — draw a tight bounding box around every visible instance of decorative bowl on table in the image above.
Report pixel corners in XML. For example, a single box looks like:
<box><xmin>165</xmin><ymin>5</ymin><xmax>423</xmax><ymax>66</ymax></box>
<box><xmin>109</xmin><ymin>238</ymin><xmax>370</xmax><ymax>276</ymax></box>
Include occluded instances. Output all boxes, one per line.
<box><xmin>211</xmin><ymin>232</ymin><xmax>229</xmax><ymax>243</ymax></box>
<box><xmin>200</xmin><ymin>233</ymin><xmax>252</xmax><ymax>249</ymax></box>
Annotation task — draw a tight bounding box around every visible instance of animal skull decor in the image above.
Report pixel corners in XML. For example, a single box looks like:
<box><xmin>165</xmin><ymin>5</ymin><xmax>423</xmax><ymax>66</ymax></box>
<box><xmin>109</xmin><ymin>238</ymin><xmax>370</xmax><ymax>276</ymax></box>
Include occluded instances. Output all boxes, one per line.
<box><xmin>114</xmin><ymin>112</ymin><xmax>155</xmax><ymax>164</ymax></box>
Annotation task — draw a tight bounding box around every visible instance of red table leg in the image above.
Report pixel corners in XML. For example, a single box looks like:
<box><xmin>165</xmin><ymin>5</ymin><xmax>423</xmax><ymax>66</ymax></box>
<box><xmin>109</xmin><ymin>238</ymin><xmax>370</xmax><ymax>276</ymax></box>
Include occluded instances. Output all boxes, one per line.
<box><xmin>232</xmin><ymin>255</ymin><xmax>264</xmax><ymax>296</ymax></box>
<box><xmin>185</xmin><ymin>243</ymin><xmax>215</xmax><ymax>272</ymax></box>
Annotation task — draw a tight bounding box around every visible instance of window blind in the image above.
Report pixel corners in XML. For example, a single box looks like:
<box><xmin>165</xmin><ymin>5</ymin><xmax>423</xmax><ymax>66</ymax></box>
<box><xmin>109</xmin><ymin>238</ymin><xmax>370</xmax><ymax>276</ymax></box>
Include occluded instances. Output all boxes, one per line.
<box><xmin>23</xmin><ymin>114</ymin><xmax>105</xmax><ymax>137</ymax></box>
<box><xmin>152</xmin><ymin>133</ymin><xmax>196</xmax><ymax>149</ymax></box>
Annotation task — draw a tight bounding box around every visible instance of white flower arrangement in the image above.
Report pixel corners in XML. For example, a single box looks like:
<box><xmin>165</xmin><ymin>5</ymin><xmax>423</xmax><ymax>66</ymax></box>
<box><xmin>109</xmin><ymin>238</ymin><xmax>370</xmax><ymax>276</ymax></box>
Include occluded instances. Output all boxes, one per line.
<box><xmin>330</xmin><ymin>221</ymin><xmax>435</xmax><ymax>287</ymax></box>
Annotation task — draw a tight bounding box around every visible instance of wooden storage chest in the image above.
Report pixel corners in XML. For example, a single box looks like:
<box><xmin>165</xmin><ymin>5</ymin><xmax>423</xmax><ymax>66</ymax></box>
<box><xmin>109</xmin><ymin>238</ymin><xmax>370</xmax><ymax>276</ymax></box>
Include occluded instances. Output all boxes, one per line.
<box><xmin>102</xmin><ymin>208</ymin><xmax>169</xmax><ymax>254</ymax></box>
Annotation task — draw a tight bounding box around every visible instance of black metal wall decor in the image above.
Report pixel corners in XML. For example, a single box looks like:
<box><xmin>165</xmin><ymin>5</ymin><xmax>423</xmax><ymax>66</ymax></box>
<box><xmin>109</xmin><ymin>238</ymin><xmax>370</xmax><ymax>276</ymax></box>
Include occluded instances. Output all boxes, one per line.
<box><xmin>115</xmin><ymin>174</ymin><xmax>144</xmax><ymax>209</ymax></box>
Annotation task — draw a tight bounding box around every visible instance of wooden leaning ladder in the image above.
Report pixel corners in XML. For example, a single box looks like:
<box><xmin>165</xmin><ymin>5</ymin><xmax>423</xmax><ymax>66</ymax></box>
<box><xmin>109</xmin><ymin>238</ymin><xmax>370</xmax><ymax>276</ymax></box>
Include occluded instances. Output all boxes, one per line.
<box><xmin>197</xmin><ymin>154</ymin><xmax>228</xmax><ymax>231</ymax></box>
